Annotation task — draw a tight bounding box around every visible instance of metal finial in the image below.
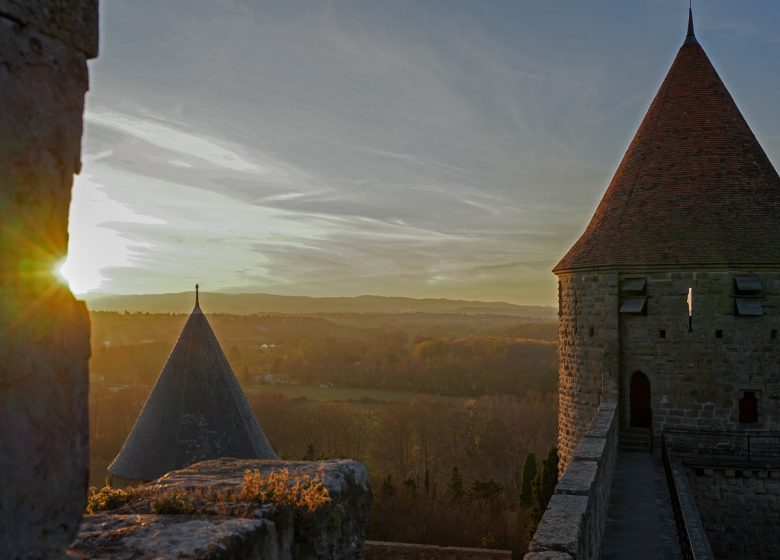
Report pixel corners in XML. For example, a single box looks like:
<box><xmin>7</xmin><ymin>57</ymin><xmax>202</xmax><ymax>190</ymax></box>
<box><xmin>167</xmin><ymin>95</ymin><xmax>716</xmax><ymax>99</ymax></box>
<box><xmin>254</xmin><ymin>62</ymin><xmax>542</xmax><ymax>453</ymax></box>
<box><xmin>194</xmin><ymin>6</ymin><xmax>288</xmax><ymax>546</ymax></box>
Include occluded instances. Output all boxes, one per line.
<box><xmin>687</xmin><ymin>5</ymin><xmax>694</xmax><ymax>38</ymax></box>
<box><xmin>195</xmin><ymin>283</ymin><xmax>199</xmax><ymax>305</ymax></box>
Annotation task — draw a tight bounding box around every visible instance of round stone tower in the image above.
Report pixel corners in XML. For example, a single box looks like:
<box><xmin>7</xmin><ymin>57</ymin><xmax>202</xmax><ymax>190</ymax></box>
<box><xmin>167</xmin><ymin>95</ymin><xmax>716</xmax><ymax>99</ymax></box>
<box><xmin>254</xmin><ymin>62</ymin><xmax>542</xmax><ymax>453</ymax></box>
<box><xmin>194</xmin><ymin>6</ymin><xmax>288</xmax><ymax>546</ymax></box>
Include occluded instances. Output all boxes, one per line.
<box><xmin>554</xmin><ymin>12</ymin><xmax>780</xmax><ymax>472</ymax></box>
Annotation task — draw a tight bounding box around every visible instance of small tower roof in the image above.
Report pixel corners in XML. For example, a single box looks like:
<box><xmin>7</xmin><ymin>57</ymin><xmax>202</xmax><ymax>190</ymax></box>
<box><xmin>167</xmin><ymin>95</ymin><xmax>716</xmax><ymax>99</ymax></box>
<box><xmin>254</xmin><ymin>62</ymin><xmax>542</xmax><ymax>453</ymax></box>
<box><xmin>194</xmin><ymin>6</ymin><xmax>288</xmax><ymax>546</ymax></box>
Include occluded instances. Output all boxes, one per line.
<box><xmin>109</xmin><ymin>288</ymin><xmax>277</xmax><ymax>482</ymax></box>
<box><xmin>554</xmin><ymin>11</ymin><xmax>780</xmax><ymax>273</ymax></box>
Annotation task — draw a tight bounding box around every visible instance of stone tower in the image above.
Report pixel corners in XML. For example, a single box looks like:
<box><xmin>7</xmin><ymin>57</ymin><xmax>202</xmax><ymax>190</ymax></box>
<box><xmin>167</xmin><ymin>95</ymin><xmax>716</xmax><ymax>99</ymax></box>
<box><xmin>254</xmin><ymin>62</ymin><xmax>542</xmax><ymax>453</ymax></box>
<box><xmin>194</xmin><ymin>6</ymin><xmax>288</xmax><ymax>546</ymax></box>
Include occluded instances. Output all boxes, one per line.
<box><xmin>108</xmin><ymin>288</ymin><xmax>278</xmax><ymax>486</ymax></box>
<box><xmin>554</xmin><ymin>11</ymin><xmax>780</xmax><ymax>472</ymax></box>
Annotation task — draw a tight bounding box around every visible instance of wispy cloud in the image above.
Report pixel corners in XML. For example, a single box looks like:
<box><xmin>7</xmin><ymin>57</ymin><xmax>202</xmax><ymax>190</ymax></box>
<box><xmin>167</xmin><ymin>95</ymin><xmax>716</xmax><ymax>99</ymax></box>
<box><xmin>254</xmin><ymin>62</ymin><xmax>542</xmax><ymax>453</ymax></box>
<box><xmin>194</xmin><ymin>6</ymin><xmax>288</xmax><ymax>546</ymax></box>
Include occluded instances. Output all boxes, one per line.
<box><xmin>64</xmin><ymin>0</ymin><xmax>780</xmax><ymax>305</ymax></box>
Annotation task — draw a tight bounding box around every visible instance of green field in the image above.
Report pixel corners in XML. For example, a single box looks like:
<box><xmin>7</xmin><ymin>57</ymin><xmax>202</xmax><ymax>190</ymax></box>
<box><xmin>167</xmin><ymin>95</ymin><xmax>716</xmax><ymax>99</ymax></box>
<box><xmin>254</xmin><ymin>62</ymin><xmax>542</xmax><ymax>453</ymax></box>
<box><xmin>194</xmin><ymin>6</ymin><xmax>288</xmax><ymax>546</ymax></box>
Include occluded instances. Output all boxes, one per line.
<box><xmin>244</xmin><ymin>383</ymin><xmax>461</xmax><ymax>404</ymax></box>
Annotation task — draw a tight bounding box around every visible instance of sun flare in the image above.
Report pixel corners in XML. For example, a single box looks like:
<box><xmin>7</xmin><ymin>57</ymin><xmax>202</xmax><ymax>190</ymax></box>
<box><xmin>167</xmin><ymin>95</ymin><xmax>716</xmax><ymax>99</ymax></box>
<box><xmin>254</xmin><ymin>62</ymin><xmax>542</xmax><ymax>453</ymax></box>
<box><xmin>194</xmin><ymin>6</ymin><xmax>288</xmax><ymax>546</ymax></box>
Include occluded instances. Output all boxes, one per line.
<box><xmin>55</xmin><ymin>256</ymin><xmax>102</xmax><ymax>295</ymax></box>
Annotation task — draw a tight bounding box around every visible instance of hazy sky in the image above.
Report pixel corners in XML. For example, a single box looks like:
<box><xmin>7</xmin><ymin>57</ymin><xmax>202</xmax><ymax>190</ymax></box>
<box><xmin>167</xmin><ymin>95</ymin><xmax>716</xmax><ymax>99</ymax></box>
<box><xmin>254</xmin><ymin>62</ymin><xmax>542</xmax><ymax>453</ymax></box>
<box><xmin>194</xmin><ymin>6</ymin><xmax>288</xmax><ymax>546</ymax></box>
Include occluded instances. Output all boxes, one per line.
<box><xmin>63</xmin><ymin>0</ymin><xmax>780</xmax><ymax>305</ymax></box>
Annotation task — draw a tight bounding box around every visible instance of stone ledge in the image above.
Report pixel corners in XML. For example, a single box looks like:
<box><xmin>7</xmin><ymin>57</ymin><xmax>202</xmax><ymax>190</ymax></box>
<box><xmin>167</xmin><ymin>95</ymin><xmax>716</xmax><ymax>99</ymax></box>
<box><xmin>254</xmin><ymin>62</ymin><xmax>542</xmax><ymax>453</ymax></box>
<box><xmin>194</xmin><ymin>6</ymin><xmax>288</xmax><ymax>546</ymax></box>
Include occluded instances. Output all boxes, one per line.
<box><xmin>523</xmin><ymin>552</ymin><xmax>574</xmax><ymax>560</ymax></box>
<box><xmin>583</xmin><ymin>402</ymin><xmax>617</xmax><ymax>439</ymax></box>
<box><xmin>71</xmin><ymin>514</ymin><xmax>280</xmax><ymax>560</ymax></box>
<box><xmin>555</xmin><ymin>460</ymin><xmax>599</xmax><ymax>497</ymax></box>
<box><xmin>68</xmin><ymin>458</ymin><xmax>372</xmax><ymax>560</ymax></box>
<box><xmin>363</xmin><ymin>541</ymin><xmax>511</xmax><ymax>559</ymax></box>
<box><xmin>572</xmin><ymin>438</ymin><xmax>606</xmax><ymax>462</ymax></box>
<box><xmin>529</xmin><ymin>494</ymin><xmax>589</xmax><ymax>555</ymax></box>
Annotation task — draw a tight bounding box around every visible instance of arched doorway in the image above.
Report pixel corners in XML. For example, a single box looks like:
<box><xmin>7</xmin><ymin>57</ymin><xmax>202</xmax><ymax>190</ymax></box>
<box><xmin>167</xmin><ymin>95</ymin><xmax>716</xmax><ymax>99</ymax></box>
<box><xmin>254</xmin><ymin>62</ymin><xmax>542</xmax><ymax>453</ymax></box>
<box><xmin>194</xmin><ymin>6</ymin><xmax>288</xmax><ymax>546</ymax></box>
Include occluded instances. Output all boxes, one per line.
<box><xmin>630</xmin><ymin>371</ymin><xmax>651</xmax><ymax>428</ymax></box>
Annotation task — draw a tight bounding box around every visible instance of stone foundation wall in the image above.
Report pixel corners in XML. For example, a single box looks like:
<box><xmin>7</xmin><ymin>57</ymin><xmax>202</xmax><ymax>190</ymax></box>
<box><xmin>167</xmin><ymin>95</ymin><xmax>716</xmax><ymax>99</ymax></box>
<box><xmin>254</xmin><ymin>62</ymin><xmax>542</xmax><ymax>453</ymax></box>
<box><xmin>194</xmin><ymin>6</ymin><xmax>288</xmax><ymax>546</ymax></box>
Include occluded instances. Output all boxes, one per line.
<box><xmin>0</xmin><ymin>2</ymin><xmax>97</xmax><ymax>557</ymax></box>
<box><xmin>363</xmin><ymin>541</ymin><xmax>511</xmax><ymax>559</ymax></box>
<box><xmin>525</xmin><ymin>401</ymin><xmax>617</xmax><ymax>560</ymax></box>
<box><xmin>685</xmin><ymin>463</ymin><xmax>780</xmax><ymax>559</ymax></box>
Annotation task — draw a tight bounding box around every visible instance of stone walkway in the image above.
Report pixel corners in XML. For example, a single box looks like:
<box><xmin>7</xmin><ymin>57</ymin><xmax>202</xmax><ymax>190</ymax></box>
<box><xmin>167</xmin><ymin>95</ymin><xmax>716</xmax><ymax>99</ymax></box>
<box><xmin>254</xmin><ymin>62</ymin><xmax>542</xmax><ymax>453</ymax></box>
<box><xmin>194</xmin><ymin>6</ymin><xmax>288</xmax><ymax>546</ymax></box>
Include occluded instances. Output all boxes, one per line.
<box><xmin>601</xmin><ymin>450</ymin><xmax>682</xmax><ymax>560</ymax></box>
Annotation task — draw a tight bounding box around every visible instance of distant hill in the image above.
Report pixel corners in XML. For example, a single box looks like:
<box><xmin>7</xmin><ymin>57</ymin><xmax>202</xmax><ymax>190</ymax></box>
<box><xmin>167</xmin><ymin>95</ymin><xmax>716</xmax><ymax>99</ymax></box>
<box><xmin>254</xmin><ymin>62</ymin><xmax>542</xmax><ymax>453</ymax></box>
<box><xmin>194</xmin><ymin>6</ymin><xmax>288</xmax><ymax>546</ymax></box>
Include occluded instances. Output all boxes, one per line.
<box><xmin>85</xmin><ymin>292</ymin><xmax>556</xmax><ymax>319</ymax></box>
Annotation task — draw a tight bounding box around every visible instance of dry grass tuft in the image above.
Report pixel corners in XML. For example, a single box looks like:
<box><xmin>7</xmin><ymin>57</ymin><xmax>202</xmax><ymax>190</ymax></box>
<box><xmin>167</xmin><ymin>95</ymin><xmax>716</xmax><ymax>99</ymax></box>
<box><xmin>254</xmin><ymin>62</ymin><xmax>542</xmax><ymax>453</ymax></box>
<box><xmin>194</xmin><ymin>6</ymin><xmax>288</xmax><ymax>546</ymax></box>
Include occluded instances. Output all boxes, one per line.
<box><xmin>86</xmin><ymin>468</ymin><xmax>330</xmax><ymax>515</ymax></box>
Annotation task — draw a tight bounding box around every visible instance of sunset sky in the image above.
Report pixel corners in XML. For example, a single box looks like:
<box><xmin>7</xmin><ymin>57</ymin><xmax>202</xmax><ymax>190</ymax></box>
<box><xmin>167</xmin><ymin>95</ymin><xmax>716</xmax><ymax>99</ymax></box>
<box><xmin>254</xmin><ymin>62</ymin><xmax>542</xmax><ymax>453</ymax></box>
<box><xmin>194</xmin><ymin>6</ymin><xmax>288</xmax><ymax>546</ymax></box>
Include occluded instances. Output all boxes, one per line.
<box><xmin>63</xmin><ymin>0</ymin><xmax>780</xmax><ymax>305</ymax></box>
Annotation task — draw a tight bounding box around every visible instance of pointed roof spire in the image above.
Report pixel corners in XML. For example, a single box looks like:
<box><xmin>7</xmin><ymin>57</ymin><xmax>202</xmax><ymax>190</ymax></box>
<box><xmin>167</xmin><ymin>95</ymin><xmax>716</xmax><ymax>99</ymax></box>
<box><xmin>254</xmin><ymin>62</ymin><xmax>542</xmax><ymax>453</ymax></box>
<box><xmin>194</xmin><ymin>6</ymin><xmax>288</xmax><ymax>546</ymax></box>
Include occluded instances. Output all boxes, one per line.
<box><xmin>685</xmin><ymin>4</ymin><xmax>697</xmax><ymax>44</ymax></box>
<box><xmin>554</xmin><ymin>13</ymin><xmax>780</xmax><ymax>273</ymax></box>
<box><xmin>108</xmin><ymin>299</ymin><xmax>278</xmax><ymax>483</ymax></box>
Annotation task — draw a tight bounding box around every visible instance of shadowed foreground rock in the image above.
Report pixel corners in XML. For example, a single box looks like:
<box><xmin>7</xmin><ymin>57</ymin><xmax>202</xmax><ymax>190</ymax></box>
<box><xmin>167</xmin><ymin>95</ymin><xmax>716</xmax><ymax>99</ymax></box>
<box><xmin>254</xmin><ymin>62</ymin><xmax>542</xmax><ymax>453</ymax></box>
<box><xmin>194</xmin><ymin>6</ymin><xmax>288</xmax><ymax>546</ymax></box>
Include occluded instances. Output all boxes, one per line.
<box><xmin>69</xmin><ymin>458</ymin><xmax>372</xmax><ymax>560</ymax></box>
<box><xmin>0</xmin><ymin>1</ymin><xmax>97</xmax><ymax>558</ymax></box>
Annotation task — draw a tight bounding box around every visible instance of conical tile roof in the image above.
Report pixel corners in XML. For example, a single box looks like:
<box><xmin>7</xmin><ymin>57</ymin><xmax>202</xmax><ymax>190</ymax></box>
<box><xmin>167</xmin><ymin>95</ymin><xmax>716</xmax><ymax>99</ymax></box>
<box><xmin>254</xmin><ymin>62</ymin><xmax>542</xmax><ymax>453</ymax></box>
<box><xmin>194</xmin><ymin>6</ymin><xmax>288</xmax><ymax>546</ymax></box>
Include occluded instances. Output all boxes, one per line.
<box><xmin>108</xmin><ymin>295</ymin><xmax>278</xmax><ymax>482</ymax></box>
<box><xmin>555</xmin><ymin>12</ymin><xmax>780</xmax><ymax>273</ymax></box>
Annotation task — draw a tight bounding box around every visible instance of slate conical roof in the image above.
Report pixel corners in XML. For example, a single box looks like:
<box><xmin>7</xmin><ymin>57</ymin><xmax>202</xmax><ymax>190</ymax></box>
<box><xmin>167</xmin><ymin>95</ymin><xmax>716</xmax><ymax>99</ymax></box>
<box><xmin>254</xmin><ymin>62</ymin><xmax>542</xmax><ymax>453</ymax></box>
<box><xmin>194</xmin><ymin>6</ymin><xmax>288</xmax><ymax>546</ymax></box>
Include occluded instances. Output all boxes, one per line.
<box><xmin>554</xmin><ymin>11</ymin><xmax>780</xmax><ymax>273</ymax></box>
<box><xmin>108</xmin><ymin>292</ymin><xmax>278</xmax><ymax>482</ymax></box>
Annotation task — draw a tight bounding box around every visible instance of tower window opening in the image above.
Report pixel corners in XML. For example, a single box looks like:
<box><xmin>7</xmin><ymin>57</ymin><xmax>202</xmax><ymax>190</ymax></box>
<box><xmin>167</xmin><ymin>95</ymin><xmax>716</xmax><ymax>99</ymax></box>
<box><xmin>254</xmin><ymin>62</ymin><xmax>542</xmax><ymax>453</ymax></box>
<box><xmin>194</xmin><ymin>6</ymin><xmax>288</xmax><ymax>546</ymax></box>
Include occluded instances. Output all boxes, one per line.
<box><xmin>659</xmin><ymin>329</ymin><xmax>666</xmax><ymax>339</ymax></box>
<box><xmin>715</xmin><ymin>329</ymin><xmax>723</xmax><ymax>339</ymax></box>
<box><xmin>687</xmin><ymin>287</ymin><xmax>693</xmax><ymax>332</ymax></box>
<box><xmin>772</xmin><ymin>329</ymin><xmax>778</xmax><ymax>340</ymax></box>
<box><xmin>687</xmin><ymin>288</ymin><xmax>693</xmax><ymax>316</ymax></box>
<box><xmin>589</xmin><ymin>327</ymin><xmax>594</xmax><ymax>337</ymax></box>
<box><xmin>739</xmin><ymin>391</ymin><xmax>759</xmax><ymax>424</ymax></box>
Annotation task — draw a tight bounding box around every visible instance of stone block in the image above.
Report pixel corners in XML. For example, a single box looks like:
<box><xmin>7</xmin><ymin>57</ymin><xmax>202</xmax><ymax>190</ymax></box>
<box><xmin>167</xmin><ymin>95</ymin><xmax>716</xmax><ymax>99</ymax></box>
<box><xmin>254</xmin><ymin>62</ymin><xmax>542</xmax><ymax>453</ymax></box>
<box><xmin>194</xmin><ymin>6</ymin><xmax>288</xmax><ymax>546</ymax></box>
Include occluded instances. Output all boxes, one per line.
<box><xmin>523</xmin><ymin>552</ymin><xmax>574</xmax><ymax>560</ymax></box>
<box><xmin>365</xmin><ymin>541</ymin><xmax>512</xmax><ymax>559</ymax></box>
<box><xmin>68</xmin><ymin>458</ymin><xmax>372</xmax><ymax>560</ymax></box>
<box><xmin>70</xmin><ymin>514</ymin><xmax>281</xmax><ymax>560</ymax></box>
<box><xmin>530</xmin><ymin>494</ymin><xmax>589</xmax><ymax>556</ymax></box>
<box><xmin>556</xmin><ymin>460</ymin><xmax>599</xmax><ymax>497</ymax></box>
<box><xmin>0</xmin><ymin>0</ymin><xmax>98</xmax><ymax>57</ymax></box>
<box><xmin>573</xmin><ymin>437</ymin><xmax>607</xmax><ymax>462</ymax></box>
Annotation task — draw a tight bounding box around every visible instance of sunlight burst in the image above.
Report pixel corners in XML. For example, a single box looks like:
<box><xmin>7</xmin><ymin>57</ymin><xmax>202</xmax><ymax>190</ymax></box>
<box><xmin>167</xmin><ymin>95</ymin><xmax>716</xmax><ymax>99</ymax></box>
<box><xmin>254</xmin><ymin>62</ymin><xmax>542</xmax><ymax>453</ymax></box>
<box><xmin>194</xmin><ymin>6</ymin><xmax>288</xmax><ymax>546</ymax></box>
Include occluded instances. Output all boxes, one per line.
<box><xmin>55</xmin><ymin>256</ymin><xmax>102</xmax><ymax>295</ymax></box>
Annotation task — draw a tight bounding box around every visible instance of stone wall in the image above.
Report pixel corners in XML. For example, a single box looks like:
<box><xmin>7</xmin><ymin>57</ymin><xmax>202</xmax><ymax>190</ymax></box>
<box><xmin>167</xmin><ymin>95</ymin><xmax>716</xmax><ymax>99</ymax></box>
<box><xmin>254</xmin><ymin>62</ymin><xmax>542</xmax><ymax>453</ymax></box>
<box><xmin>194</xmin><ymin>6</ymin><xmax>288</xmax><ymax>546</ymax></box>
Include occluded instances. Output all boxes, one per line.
<box><xmin>556</xmin><ymin>268</ymin><xmax>780</xmax><ymax>471</ymax></box>
<box><xmin>525</xmin><ymin>401</ymin><xmax>617</xmax><ymax>560</ymax></box>
<box><xmin>685</xmin><ymin>463</ymin><xmax>780</xmax><ymax>559</ymax></box>
<box><xmin>363</xmin><ymin>541</ymin><xmax>511</xmax><ymax>559</ymax></box>
<box><xmin>619</xmin><ymin>270</ymin><xmax>780</xmax><ymax>436</ymax></box>
<box><xmin>556</xmin><ymin>272</ymin><xmax>620</xmax><ymax>472</ymax></box>
<box><xmin>664</xmin><ymin>456</ymin><xmax>715</xmax><ymax>559</ymax></box>
<box><xmin>0</xmin><ymin>1</ymin><xmax>97</xmax><ymax>558</ymax></box>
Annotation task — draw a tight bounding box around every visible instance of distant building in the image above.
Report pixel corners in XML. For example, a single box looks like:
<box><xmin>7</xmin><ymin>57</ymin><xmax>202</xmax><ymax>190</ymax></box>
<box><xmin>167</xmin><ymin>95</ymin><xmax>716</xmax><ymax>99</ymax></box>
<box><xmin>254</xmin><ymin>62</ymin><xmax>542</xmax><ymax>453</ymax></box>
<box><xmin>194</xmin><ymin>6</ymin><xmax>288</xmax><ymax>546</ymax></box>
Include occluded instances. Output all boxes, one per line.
<box><xmin>108</xmin><ymin>287</ymin><xmax>277</xmax><ymax>486</ymax></box>
<box><xmin>554</xmin><ymin>10</ymin><xmax>780</xmax><ymax>472</ymax></box>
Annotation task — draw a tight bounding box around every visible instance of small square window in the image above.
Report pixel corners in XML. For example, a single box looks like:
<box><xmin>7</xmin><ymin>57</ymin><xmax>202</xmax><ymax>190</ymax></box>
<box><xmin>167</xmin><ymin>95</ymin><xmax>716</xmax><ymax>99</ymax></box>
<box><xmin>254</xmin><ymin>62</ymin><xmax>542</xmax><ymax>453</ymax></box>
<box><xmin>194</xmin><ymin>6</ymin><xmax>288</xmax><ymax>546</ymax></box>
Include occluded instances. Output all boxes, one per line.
<box><xmin>715</xmin><ymin>329</ymin><xmax>723</xmax><ymax>339</ymax></box>
<box><xmin>589</xmin><ymin>327</ymin><xmax>594</xmax><ymax>337</ymax></box>
<box><xmin>772</xmin><ymin>330</ymin><xmax>778</xmax><ymax>340</ymax></box>
<box><xmin>659</xmin><ymin>329</ymin><xmax>666</xmax><ymax>339</ymax></box>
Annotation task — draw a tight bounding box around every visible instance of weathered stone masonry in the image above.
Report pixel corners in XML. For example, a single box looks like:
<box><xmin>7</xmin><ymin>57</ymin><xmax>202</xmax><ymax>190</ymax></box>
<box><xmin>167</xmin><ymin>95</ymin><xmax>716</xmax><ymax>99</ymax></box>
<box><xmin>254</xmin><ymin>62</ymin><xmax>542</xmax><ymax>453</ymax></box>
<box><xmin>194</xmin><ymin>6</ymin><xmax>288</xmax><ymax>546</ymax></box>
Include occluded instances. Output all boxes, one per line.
<box><xmin>685</xmin><ymin>464</ymin><xmax>780</xmax><ymax>560</ymax></box>
<box><xmin>525</xmin><ymin>401</ymin><xmax>617</xmax><ymax>560</ymax></box>
<box><xmin>0</xmin><ymin>1</ymin><xmax>97</xmax><ymax>557</ymax></box>
<box><xmin>557</xmin><ymin>268</ymin><xmax>780</xmax><ymax>472</ymax></box>
<box><xmin>557</xmin><ymin>273</ymin><xmax>619</xmax><ymax>472</ymax></box>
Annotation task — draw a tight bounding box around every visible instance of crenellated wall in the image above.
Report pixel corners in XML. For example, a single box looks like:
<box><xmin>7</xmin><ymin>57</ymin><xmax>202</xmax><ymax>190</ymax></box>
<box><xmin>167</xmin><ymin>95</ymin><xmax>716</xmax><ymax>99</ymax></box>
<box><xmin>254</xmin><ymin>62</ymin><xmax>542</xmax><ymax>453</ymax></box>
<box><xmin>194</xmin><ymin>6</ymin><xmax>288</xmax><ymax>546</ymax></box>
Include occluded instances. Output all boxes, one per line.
<box><xmin>0</xmin><ymin>1</ymin><xmax>97</xmax><ymax>557</ymax></box>
<box><xmin>525</xmin><ymin>401</ymin><xmax>617</xmax><ymax>560</ymax></box>
<box><xmin>685</xmin><ymin>463</ymin><xmax>780</xmax><ymax>559</ymax></box>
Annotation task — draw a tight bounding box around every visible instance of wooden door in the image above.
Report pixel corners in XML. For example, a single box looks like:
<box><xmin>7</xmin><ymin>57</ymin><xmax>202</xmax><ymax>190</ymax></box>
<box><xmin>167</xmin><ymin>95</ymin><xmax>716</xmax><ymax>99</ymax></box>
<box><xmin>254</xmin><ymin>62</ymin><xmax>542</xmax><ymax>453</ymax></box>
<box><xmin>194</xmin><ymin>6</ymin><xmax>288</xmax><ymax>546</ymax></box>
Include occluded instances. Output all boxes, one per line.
<box><xmin>630</xmin><ymin>371</ymin><xmax>651</xmax><ymax>428</ymax></box>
